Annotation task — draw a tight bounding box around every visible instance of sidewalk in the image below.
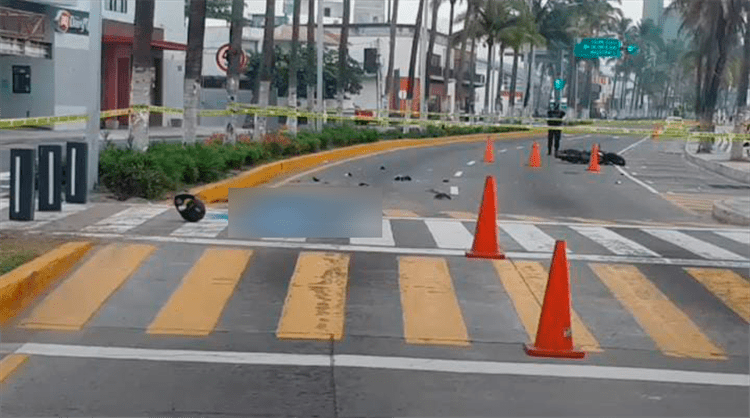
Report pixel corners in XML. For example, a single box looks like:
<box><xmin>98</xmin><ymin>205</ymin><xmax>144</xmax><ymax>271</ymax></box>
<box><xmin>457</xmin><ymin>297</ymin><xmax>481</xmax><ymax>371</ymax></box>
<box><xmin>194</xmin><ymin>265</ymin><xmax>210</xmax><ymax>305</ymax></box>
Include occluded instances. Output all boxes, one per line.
<box><xmin>684</xmin><ymin>128</ymin><xmax>750</xmax><ymax>225</ymax></box>
<box><xmin>0</xmin><ymin>126</ymin><xmax>238</xmax><ymax>145</ymax></box>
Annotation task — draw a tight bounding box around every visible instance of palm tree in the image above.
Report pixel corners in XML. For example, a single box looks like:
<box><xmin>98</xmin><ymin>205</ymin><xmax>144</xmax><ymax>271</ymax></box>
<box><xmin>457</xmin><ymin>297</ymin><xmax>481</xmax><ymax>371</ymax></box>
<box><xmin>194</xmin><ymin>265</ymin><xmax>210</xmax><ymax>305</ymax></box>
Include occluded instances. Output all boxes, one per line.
<box><xmin>130</xmin><ymin>0</ymin><xmax>155</xmax><ymax>152</ymax></box>
<box><xmin>183</xmin><ymin>0</ymin><xmax>207</xmax><ymax>145</ymax></box>
<box><xmin>385</xmin><ymin>0</ymin><xmax>400</xmax><ymax>117</ymax></box>
<box><xmin>287</xmin><ymin>0</ymin><xmax>302</xmax><ymax>134</ymax></box>
<box><xmin>307</xmin><ymin>0</ymin><xmax>315</xmax><ymax>113</ymax></box>
<box><xmin>227</xmin><ymin>0</ymin><xmax>244</xmax><ymax>144</ymax></box>
<box><xmin>455</xmin><ymin>0</ymin><xmax>477</xmax><ymax>115</ymax></box>
<box><xmin>731</xmin><ymin>3</ymin><xmax>749</xmax><ymax>160</ymax></box>
<box><xmin>501</xmin><ymin>0</ymin><xmax>541</xmax><ymax>116</ymax></box>
<box><xmin>256</xmin><ymin>0</ymin><xmax>276</xmax><ymax>140</ymax></box>
<box><xmin>337</xmin><ymin>0</ymin><xmax>351</xmax><ymax>116</ymax></box>
<box><xmin>425</xmin><ymin>0</ymin><xmax>443</xmax><ymax>108</ymax></box>
<box><xmin>445</xmin><ymin>0</ymin><xmax>459</xmax><ymax>117</ymax></box>
<box><xmin>407</xmin><ymin>0</ymin><xmax>427</xmax><ymax>115</ymax></box>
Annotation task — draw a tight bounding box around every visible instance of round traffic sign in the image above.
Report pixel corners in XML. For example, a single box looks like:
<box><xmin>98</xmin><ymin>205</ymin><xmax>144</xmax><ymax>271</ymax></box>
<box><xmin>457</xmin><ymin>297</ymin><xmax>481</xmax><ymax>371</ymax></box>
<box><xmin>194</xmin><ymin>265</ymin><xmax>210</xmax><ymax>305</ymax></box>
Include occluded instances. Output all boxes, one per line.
<box><xmin>216</xmin><ymin>43</ymin><xmax>248</xmax><ymax>72</ymax></box>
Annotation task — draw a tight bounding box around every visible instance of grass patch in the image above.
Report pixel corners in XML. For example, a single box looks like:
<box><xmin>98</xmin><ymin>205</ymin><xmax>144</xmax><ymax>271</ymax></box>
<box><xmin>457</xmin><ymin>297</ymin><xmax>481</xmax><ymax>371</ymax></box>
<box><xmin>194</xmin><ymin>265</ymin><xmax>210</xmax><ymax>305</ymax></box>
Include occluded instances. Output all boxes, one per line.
<box><xmin>0</xmin><ymin>232</ymin><xmax>69</xmax><ymax>275</ymax></box>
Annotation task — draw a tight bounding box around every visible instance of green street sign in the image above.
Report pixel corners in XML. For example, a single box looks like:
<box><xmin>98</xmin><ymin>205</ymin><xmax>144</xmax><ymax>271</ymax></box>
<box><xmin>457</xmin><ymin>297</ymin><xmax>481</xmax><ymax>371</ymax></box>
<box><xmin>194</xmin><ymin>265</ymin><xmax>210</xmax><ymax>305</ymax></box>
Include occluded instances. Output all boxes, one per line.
<box><xmin>554</xmin><ymin>79</ymin><xmax>565</xmax><ymax>90</ymax></box>
<box><xmin>627</xmin><ymin>44</ymin><xmax>639</xmax><ymax>55</ymax></box>
<box><xmin>574</xmin><ymin>38</ymin><xmax>622</xmax><ymax>58</ymax></box>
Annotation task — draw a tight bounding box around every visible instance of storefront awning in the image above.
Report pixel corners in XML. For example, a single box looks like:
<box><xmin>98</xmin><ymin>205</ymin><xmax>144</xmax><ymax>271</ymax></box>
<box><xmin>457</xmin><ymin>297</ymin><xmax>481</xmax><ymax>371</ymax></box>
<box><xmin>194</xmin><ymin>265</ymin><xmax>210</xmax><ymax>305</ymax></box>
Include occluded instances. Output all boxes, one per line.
<box><xmin>102</xmin><ymin>35</ymin><xmax>186</xmax><ymax>51</ymax></box>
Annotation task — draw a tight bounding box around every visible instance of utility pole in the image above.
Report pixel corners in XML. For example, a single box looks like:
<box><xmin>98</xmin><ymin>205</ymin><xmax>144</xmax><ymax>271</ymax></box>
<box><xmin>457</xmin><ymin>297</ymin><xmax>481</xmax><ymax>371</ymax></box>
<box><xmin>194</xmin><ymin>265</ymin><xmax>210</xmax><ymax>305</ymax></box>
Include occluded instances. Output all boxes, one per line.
<box><xmin>86</xmin><ymin>0</ymin><xmax>102</xmax><ymax>192</ymax></box>
<box><xmin>376</xmin><ymin>38</ymin><xmax>381</xmax><ymax>120</ymax></box>
<box><xmin>316</xmin><ymin>0</ymin><xmax>324</xmax><ymax>131</ymax></box>
<box><xmin>419</xmin><ymin>0</ymin><xmax>427</xmax><ymax>123</ymax></box>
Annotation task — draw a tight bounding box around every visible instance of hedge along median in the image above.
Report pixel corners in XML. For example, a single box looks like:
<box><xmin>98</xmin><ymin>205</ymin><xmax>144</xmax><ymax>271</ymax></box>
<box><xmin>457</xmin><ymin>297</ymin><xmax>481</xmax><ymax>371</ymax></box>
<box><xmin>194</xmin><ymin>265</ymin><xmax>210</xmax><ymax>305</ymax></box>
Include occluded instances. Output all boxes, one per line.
<box><xmin>191</xmin><ymin>127</ymin><xmax>541</xmax><ymax>204</ymax></box>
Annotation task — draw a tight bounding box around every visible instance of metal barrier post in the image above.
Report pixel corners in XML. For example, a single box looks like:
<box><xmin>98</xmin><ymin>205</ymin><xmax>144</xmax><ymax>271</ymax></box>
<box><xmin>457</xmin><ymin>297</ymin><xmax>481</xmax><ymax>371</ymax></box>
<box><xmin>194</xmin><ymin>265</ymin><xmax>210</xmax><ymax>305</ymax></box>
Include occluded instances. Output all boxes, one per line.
<box><xmin>65</xmin><ymin>142</ymin><xmax>88</xmax><ymax>204</ymax></box>
<box><xmin>38</xmin><ymin>145</ymin><xmax>63</xmax><ymax>211</ymax></box>
<box><xmin>9</xmin><ymin>148</ymin><xmax>35</xmax><ymax>221</ymax></box>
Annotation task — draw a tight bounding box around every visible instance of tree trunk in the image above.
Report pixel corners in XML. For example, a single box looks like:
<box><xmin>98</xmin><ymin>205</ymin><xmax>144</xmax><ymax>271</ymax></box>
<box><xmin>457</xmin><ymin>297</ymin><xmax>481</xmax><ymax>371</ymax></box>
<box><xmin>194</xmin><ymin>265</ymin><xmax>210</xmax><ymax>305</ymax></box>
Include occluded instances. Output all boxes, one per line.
<box><xmin>496</xmin><ymin>42</ymin><xmax>504</xmax><ymax>114</ymax></box>
<box><xmin>226</xmin><ymin>0</ymin><xmax>244</xmax><ymax>144</ymax></box>
<box><xmin>307</xmin><ymin>0</ymin><xmax>315</xmax><ymax>113</ymax></box>
<box><xmin>523</xmin><ymin>45</ymin><xmax>534</xmax><ymax>114</ymax></box>
<box><xmin>509</xmin><ymin>47</ymin><xmax>519</xmax><ymax>115</ymax></box>
<box><xmin>456</xmin><ymin>1</ymin><xmax>473</xmax><ymax>114</ymax></box>
<box><xmin>731</xmin><ymin>24</ymin><xmax>750</xmax><ymax>160</ymax></box>
<box><xmin>337</xmin><ymin>0</ymin><xmax>350</xmax><ymax>117</ymax></box>
<box><xmin>385</xmin><ymin>0</ymin><xmax>400</xmax><ymax>116</ymax></box>
<box><xmin>129</xmin><ymin>0</ymin><xmax>155</xmax><ymax>152</ymax></box>
<box><xmin>183</xmin><ymin>0</ymin><xmax>206</xmax><ymax>145</ymax></box>
<box><xmin>407</xmin><ymin>0</ymin><xmax>426</xmax><ymax>108</ymax></box>
<box><xmin>256</xmin><ymin>0</ymin><xmax>275</xmax><ymax>141</ymax></box>
<box><xmin>287</xmin><ymin>0</ymin><xmax>301</xmax><ymax>134</ymax></box>
<box><xmin>425</xmin><ymin>0</ymin><xmax>441</xmax><ymax>106</ymax></box>
<box><xmin>446</xmin><ymin>0</ymin><xmax>456</xmax><ymax>116</ymax></box>
<box><xmin>469</xmin><ymin>36</ymin><xmax>477</xmax><ymax>116</ymax></box>
<box><xmin>484</xmin><ymin>40</ymin><xmax>493</xmax><ymax>113</ymax></box>
<box><xmin>610</xmin><ymin>69</ymin><xmax>618</xmax><ymax>115</ymax></box>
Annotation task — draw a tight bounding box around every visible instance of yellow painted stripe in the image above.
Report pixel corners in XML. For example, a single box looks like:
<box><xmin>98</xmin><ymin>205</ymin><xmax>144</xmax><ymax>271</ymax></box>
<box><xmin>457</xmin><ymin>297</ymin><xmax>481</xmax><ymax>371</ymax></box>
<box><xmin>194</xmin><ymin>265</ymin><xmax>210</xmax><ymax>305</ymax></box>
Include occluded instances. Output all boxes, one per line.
<box><xmin>398</xmin><ymin>256</ymin><xmax>470</xmax><ymax>346</ymax></box>
<box><xmin>276</xmin><ymin>252</ymin><xmax>350</xmax><ymax>340</ymax></box>
<box><xmin>442</xmin><ymin>211</ymin><xmax>477</xmax><ymax>220</ymax></box>
<box><xmin>0</xmin><ymin>354</ymin><xmax>28</xmax><ymax>383</ymax></box>
<box><xmin>148</xmin><ymin>248</ymin><xmax>253</xmax><ymax>336</ymax></box>
<box><xmin>685</xmin><ymin>268</ymin><xmax>750</xmax><ymax>323</ymax></box>
<box><xmin>512</xmin><ymin>262</ymin><xmax>602</xmax><ymax>352</ymax></box>
<box><xmin>590</xmin><ymin>263</ymin><xmax>726</xmax><ymax>360</ymax></box>
<box><xmin>384</xmin><ymin>209</ymin><xmax>420</xmax><ymax>218</ymax></box>
<box><xmin>20</xmin><ymin>244</ymin><xmax>156</xmax><ymax>331</ymax></box>
<box><xmin>492</xmin><ymin>260</ymin><xmax>542</xmax><ymax>339</ymax></box>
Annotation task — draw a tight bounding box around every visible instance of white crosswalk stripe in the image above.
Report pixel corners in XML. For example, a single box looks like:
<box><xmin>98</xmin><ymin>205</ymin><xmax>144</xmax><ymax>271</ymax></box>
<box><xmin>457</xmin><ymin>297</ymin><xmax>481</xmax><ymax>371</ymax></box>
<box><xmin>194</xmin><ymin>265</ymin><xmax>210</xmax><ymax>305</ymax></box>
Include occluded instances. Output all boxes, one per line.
<box><xmin>424</xmin><ymin>219</ymin><xmax>474</xmax><ymax>249</ymax></box>
<box><xmin>570</xmin><ymin>226</ymin><xmax>659</xmax><ymax>257</ymax></box>
<box><xmin>1</xmin><ymin>202</ymin><xmax>90</xmax><ymax>230</ymax></box>
<box><xmin>715</xmin><ymin>230</ymin><xmax>750</xmax><ymax>246</ymax></box>
<box><xmin>350</xmin><ymin>219</ymin><xmax>395</xmax><ymax>246</ymax></box>
<box><xmin>499</xmin><ymin>223</ymin><xmax>559</xmax><ymax>253</ymax></box>
<box><xmin>643</xmin><ymin>229</ymin><xmax>746</xmax><ymax>261</ymax></box>
<box><xmin>260</xmin><ymin>237</ymin><xmax>307</xmax><ymax>242</ymax></box>
<box><xmin>171</xmin><ymin>211</ymin><xmax>228</xmax><ymax>238</ymax></box>
<box><xmin>82</xmin><ymin>206</ymin><xmax>169</xmax><ymax>234</ymax></box>
<box><xmin>0</xmin><ymin>198</ymin><xmax>8</xmax><ymax>211</ymax></box>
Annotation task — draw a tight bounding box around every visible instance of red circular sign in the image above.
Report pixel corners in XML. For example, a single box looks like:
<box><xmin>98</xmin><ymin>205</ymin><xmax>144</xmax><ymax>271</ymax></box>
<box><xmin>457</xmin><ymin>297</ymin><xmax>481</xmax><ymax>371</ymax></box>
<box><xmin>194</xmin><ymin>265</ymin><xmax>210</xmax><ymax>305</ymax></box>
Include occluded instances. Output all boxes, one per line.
<box><xmin>216</xmin><ymin>44</ymin><xmax>248</xmax><ymax>72</ymax></box>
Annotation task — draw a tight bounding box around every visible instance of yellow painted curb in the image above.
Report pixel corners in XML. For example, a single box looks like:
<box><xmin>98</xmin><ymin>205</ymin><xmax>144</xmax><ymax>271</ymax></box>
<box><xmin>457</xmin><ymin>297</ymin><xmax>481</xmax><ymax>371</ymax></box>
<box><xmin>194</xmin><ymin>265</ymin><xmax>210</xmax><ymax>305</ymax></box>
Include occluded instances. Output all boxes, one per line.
<box><xmin>192</xmin><ymin>130</ymin><xmax>539</xmax><ymax>203</ymax></box>
<box><xmin>0</xmin><ymin>241</ymin><xmax>93</xmax><ymax>325</ymax></box>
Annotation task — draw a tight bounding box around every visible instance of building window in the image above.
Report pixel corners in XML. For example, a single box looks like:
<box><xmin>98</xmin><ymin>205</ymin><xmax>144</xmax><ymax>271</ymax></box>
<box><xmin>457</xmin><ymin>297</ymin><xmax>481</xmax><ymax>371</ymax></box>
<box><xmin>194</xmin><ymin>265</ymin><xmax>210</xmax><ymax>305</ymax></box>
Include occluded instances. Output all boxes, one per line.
<box><xmin>324</xmin><ymin>7</ymin><xmax>331</xmax><ymax>17</ymax></box>
<box><xmin>105</xmin><ymin>0</ymin><xmax>127</xmax><ymax>13</ymax></box>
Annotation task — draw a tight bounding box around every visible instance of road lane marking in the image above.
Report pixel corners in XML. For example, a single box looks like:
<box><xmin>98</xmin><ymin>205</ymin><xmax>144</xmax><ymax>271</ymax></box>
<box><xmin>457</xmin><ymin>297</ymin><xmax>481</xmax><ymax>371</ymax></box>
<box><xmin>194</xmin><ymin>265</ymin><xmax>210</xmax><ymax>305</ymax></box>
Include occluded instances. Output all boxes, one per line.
<box><xmin>40</xmin><ymin>231</ymin><xmax>750</xmax><ymax>269</ymax></box>
<box><xmin>615</xmin><ymin>165</ymin><xmax>659</xmax><ymax>194</ymax></box>
<box><xmin>276</xmin><ymin>252</ymin><xmax>350</xmax><ymax>340</ymax></box>
<box><xmin>14</xmin><ymin>343</ymin><xmax>750</xmax><ymax>386</ymax></box>
<box><xmin>442</xmin><ymin>211</ymin><xmax>477</xmax><ymax>220</ymax></box>
<box><xmin>617</xmin><ymin>137</ymin><xmax>649</xmax><ymax>154</ymax></box>
<box><xmin>450</xmin><ymin>186</ymin><xmax>459</xmax><ymax>195</ymax></box>
<box><xmin>715</xmin><ymin>230</ymin><xmax>750</xmax><ymax>246</ymax></box>
<box><xmin>500</xmin><ymin>224</ymin><xmax>559</xmax><ymax>253</ymax></box>
<box><xmin>170</xmin><ymin>211</ymin><xmax>228</xmax><ymax>238</ymax></box>
<box><xmin>20</xmin><ymin>244</ymin><xmax>156</xmax><ymax>331</ymax></box>
<box><xmin>590</xmin><ymin>263</ymin><xmax>726</xmax><ymax>360</ymax></box>
<box><xmin>0</xmin><ymin>354</ymin><xmax>28</xmax><ymax>383</ymax></box>
<box><xmin>399</xmin><ymin>257</ymin><xmax>469</xmax><ymax>346</ymax></box>
<box><xmin>643</xmin><ymin>229</ymin><xmax>746</xmax><ymax>261</ymax></box>
<box><xmin>454</xmin><ymin>171</ymin><xmax>463</xmax><ymax>177</ymax></box>
<box><xmin>516</xmin><ymin>146</ymin><xmax>524</xmax><ymax>149</ymax></box>
<box><xmin>260</xmin><ymin>237</ymin><xmax>307</xmax><ymax>242</ymax></box>
<box><xmin>147</xmin><ymin>248</ymin><xmax>252</xmax><ymax>336</ymax></box>
<box><xmin>350</xmin><ymin>219</ymin><xmax>395</xmax><ymax>246</ymax></box>
<box><xmin>82</xmin><ymin>206</ymin><xmax>169</xmax><ymax>233</ymax></box>
<box><xmin>383</xmin><ymin>209</ymin><xmax>420</xmax><ymax>218</ymax></box>
<box><xmin>684</xmin><ymin>268</ymin><xmax>749</xmax><ymax>323</ymax></box>
<box><xmin>466</xmin><ymin>160</ymin><xmax>476</xmax><ymax>166</ymax></box>
<box><xmin>512</xmin><ymin>262</ymin><xmax>601</xmax><ymax>352</ymax></box>
<box><xmin>498</xmin><ymin>148</ymin><xmax>507</xmax><ymax>153</ymax></box>
<box><xmin>424</xmin><ymin>219</ymin><xmax>473</xmax><ymax>249</ymax></box>
<box><xmin>570</xmin><ymin>226</ymin><xmax>660</xmax><ymax>257</ymax></box>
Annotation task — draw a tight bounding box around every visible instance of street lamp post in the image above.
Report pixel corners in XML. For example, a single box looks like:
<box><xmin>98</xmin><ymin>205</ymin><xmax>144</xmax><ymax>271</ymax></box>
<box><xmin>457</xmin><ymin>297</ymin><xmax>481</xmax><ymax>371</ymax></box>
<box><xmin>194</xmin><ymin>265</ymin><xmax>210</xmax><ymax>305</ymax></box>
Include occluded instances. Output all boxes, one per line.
<box><xmin>86</xmin><ymin>0</ymin><xmax>102</xmax><ymax>193</ymax></box>
<box><xmin>316</xmin><ymin>0</ymin><xmax>324</xmax><ymax>131</ymax></box>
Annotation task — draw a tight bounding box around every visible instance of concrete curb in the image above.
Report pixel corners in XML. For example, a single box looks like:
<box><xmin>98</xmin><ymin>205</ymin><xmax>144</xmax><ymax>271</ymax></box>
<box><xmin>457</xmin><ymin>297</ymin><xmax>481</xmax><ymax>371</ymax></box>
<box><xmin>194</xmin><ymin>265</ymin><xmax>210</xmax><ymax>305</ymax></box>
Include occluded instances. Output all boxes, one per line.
<box><xmin>684</xmin><ymin>142</ymin><xmax>750</xmax><ymax>184</ymax></box>
<box><xmin>712</xmin><ymin>199</ymin><xmax>750</xmax><ymax>226</ymax></box>
<box><xmin>0</xmin><ymin>242</ymin><xmax>93</xmax><ymax>325</ymax></box>
<box><xmin>191</xmin><ymin>130</ymin><xmax>541</xmax><ymax>203</ymax></box>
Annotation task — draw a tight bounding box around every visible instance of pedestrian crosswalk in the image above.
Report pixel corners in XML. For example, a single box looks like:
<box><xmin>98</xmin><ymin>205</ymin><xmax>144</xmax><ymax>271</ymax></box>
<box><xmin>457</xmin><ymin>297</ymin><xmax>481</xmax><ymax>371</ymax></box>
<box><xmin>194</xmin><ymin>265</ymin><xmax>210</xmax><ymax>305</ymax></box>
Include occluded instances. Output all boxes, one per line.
<box><xmin>13</xmin><ymin>242</ymin><xmax>749</xmax><ymax>361</ymax></box>
<box><xmin>2</xmin><ymin>201</ymin><xmax>749</xmax><ymax>264</ymax></box>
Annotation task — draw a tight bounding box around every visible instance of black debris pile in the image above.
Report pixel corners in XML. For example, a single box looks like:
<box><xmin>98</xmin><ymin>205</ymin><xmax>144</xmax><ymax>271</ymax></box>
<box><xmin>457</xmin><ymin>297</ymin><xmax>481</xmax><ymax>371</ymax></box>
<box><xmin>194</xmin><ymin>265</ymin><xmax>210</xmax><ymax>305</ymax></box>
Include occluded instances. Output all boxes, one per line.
<box><xmin>443</xmin><ymin>179</ymin><xmax>450</xmax><ymax>183</ymax></box>
<box><xmin>394</xmin><ymin>175</ymin><xmax>412</xmax><ymax>181</ymax></box>
<box><xmin>556</xmin><ymin>149</ymin><xmax>626</xmax><ymax>166</ymax></box>
<box><xmin>174</xmin><ymin>194</ymin><xmax>205</xmax><ymax>222</ymax></box>
<box><xmin>427</xmin><ymin>188</ymin><xmax>452</xmax><ymax>200</ymax></box>
<box><xmin>380</xmin><ymin>166</ymin><xmax>386</xmax><ymax>170</ymax></box>
<box><xmin>358</xmin><ymin>182</ymin><xmax>369</xmax><ymax>187</ymax></box>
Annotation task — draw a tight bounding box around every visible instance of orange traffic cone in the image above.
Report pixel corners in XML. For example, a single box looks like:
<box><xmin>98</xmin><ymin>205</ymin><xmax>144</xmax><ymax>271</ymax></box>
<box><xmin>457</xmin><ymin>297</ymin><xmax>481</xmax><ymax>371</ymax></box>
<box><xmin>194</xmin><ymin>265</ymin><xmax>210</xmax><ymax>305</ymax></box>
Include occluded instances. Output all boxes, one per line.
<box><xmin>466</xmin><ymin>176</ymin><xmax>505</xmax><ymax>259</ymax></box>
<box><xmin>528</xmin><ymin>142</ymin><xmax>541</xmax><ymax>168</ymax></box>
<box><xmin>587</xmin><ymin>143</ymin><xmax>600</xmax><ymax>173</ymax></box>
<box><xmin>523</xmin><ymin>240</ymin><xmax>585</xmax><ymax>359</ymax></box>
<box><xmin>484</xmin><ymin>137</ymin><xmax>495</xmax><ymax>163</ymax></box>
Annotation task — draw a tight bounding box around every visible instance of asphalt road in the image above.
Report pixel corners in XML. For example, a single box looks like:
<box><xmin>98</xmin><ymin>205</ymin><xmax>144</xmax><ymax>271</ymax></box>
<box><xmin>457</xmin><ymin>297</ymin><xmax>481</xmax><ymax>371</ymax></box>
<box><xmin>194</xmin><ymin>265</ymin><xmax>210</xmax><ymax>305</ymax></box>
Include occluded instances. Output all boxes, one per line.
<box><xmin>1</xmin><ymin>132</ymin><xmax>748</xmax><ymax>417</ymax></box>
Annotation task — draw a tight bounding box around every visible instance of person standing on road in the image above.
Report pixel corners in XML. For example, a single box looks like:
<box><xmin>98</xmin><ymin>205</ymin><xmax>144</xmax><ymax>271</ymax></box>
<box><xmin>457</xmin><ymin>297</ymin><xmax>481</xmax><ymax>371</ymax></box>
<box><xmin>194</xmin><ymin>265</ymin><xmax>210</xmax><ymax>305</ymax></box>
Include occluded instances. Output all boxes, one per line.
<box><xmin>547</xmin><ymin>103</ymin><xmax>566</xmax><ymax>156</ymax></box>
